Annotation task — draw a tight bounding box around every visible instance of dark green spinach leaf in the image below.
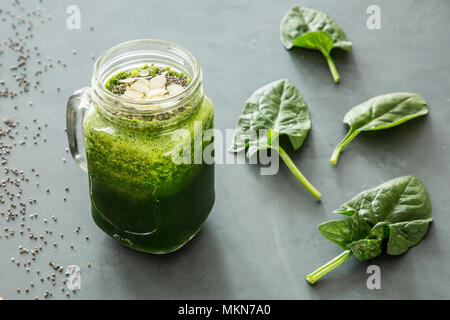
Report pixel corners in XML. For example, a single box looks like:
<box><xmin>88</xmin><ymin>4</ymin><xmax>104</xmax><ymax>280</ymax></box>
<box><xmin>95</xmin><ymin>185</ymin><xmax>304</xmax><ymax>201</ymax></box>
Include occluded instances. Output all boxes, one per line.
<box><xmin>280</xmin><ymin>5</ymin><xmax>352</xmax><ymax>83</ymax></box>
<box><xmin>306</xmin><ymin>175</ymin><xmax>432</xmax><ymax>284</ymax></box>
<box><xmin>229</xmin><ymin>79</ymin><xmax>321</xmax><ymax>200</ymax></box>
<box><xmin>331</xmin><ymin>92</ymin><xmax>429</xmax><ymax>165</ymax></box>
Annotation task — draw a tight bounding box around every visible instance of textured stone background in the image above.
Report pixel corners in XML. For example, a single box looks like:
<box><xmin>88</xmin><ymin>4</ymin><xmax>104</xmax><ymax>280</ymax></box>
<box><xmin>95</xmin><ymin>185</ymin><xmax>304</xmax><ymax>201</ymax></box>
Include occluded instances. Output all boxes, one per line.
<box><xmin>0</xmin><ymin>0</ymin><xmax>449</xmax><ymax>299</ymax></box>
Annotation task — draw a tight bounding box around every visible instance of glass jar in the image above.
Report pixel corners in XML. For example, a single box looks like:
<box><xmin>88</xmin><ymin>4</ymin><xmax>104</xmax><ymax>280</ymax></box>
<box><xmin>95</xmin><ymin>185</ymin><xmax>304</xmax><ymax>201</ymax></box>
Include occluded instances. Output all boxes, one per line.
<box><xmin>66</xmin><ymin>40</ymin><xmax>215</xmax><ymax>254</ymax></box>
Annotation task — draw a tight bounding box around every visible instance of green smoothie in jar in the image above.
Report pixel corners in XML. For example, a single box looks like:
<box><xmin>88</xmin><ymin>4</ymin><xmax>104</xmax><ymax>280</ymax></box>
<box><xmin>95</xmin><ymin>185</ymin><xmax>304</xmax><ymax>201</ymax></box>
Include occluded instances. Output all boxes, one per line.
<box><xmin>66</xmin><ymin>40</ymin><xmax>215</xmax><ymax>254</ymax></box>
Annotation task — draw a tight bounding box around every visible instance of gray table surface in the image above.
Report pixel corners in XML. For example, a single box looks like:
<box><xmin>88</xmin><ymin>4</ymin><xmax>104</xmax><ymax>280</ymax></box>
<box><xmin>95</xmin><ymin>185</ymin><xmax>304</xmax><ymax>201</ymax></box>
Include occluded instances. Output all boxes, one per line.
<box><xmin>0</xmin><ymin>0</ymin><xmax>449</xmax><ymax>300</ymax></box>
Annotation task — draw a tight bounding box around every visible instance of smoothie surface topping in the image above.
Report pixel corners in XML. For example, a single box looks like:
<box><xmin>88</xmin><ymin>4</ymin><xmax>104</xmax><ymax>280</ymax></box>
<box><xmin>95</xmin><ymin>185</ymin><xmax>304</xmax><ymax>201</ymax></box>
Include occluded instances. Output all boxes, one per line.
<box><xmin>105</xmin><ymin>64</ymin><xmax>189</xmax><ymax>103</ymax></box>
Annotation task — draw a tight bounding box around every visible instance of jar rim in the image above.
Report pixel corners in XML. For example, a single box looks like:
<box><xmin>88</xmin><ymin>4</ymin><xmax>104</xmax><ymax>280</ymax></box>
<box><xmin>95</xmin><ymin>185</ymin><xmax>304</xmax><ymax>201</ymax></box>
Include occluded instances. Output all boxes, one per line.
<box><xmin>92</xmin><ymin>39</ymin><xmax>202</xmax><ymax>115</ymax></box>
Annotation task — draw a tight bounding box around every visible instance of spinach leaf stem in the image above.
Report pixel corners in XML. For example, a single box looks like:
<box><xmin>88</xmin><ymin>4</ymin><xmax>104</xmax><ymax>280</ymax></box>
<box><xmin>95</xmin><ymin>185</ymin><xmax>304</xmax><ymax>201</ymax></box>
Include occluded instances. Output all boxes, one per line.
<box><xmin>305</xmin><ymin>250</ymin><xmax>352</xmax><ymax>284</ymax></box>
<box><xmin>276</xmin><ymin>145</ymin><xmax>322</xmax><ymax>201</ymax></box>
<box><xmin>330</xmin><ymin>130</ymin><xmax>360</xmax><ymax>165</ymax></box>
<box><xmin>323</xmin><ymin>52</ymin><xmax>340</xmax><ymax>83</ymax></box>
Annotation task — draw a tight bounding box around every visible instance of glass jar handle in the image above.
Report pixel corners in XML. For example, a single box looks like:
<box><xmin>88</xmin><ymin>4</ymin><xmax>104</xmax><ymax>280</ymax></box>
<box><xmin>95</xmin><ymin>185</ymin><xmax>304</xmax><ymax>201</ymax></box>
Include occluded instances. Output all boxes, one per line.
<box><xmin>66</xmin><ymin>87</ymin><xmax>92</xmax><ymax>172</ymax></box>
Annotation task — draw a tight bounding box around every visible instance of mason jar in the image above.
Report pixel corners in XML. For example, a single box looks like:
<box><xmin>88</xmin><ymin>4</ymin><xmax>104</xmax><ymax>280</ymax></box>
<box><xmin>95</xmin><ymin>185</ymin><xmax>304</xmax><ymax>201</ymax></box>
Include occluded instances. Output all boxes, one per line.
<box><xmin>66</xmin><ymin>40</ymin><xmax>215</xmax><ymax>254</ymax></box>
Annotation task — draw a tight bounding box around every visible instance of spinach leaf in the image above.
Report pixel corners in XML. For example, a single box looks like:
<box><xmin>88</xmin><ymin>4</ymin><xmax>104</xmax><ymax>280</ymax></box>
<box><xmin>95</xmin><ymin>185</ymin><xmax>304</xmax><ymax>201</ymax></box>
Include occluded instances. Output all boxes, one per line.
<box><xmin>306</xmin><ymin>175</ymin><xmax>432</xmax><ymax>284</ymax></box>
<box><xmin>229</xmin><ymin>79</ymin><xmax>322</xmax><ymax>200</ymax></box>
<box><xmin>330</xmin><ymin>92</ymin><xmax>428</xmax><ymax>165</ymax></box>
<box><xmin>280</xmin><ymin>5</ymin><xmax>352</xmax><ymax>83</ymax></box>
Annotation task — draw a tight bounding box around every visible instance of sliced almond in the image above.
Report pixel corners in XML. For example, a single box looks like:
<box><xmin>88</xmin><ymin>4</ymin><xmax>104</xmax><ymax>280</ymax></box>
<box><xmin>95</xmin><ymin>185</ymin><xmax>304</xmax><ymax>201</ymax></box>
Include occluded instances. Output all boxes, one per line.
<box><xmin>139</xmin><ymin>69</ymin><xmax>150</xmax><ymax>77</ymax></box>
<box><xmin>146</xmin><ymin>88</ymin><xmax>168</xmax><ymax>98</ymax></box>
<box><xmin>118</xmin><ymin>78</ymin><xmax>137</xmax><ymax>84</ymax></box>
<box><xmin>130</xmin><ymin>84</ymin><xmax>150</xmax><ymax>94</ymax></box>
<box><xmin>149</xmin><ymin>74</ymin><xmax>166</xmax><ymax>90</ymax></box>
<box><xmin>122</xmin><ymin>88</ymin><xmax>144</xmax><ymax>99</ymax></box>
<box><xmin>167</xmin><ymin>84</ymin><xmax>184</xmax><ymax>96</ymax></box>
<box><xmin>135</xmin><ymin>79</ymin><xmax>150</xmax><ymax>87</ymax></box>
<box><xmin>130</xmin><ymin>79</ymin><xmax>150</xmax><ymax>93</ymax></box>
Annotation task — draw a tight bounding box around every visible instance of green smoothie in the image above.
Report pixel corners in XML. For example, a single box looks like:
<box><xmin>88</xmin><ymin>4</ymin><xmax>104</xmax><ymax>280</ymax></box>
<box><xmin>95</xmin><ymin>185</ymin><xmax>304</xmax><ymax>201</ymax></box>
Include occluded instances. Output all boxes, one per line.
<box><xmin>83</xmin><ymin>64</ymin><xmax>215</xmax><ymax>253</ymax></box>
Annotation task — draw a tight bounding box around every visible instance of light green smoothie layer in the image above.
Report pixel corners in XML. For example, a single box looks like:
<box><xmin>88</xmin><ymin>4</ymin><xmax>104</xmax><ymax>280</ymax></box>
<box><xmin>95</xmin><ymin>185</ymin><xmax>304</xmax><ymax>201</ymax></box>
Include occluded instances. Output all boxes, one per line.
<box><xmin>83</xmin><ymin>95</ymin><xmax>214</xmax><ymax>200</ymax></box>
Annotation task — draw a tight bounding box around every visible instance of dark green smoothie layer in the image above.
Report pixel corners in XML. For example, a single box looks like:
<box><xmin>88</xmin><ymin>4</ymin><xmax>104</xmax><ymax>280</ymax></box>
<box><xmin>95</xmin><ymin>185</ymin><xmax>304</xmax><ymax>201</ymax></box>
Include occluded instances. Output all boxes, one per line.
<box><xmin>83</xmin><ymin>64</ymin><xmax>214</xmax><ymax>253</ymax></box>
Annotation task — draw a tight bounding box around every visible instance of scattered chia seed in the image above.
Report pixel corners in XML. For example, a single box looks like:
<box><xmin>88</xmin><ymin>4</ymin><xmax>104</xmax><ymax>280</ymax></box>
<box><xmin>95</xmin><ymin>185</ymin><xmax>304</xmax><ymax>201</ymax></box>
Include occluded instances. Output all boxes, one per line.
<box><xmin>0</xmin><ymin>3</ymin><xmax>92</xmax><ymax>299</ymax></box>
